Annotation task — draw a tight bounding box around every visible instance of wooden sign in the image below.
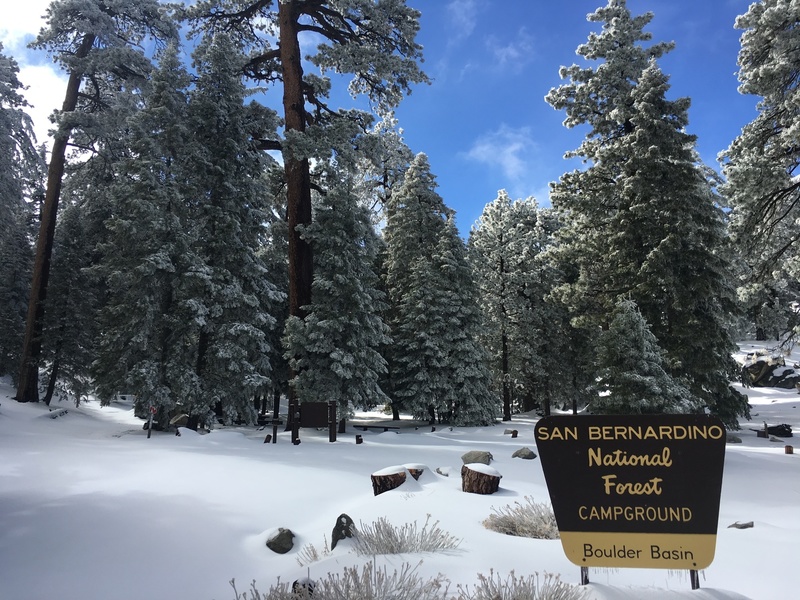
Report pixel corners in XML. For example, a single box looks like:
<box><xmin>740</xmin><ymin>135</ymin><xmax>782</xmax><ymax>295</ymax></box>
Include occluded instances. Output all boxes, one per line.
<box><xmin>535</xmin><ymin>414</ymin><xmax>726</xmax><ymax>570</ymax></box>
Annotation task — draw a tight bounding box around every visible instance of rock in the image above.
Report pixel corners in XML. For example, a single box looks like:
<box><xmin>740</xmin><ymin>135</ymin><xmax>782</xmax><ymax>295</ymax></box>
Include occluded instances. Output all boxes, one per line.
<box><xmin>727</xmin><ymin>521</ymin><xmax>754</xmax><ymax>529</ymax></box>
<box><xmin>726</xmin><ymin>434</ymin><xmax>742</xmax><ymax>444</ymax></box>
<box><xmin>330</xmin><ymin>513</ymin><xmax>355</xmax><ymax>550</ymax></box>
<box><xmin>292</xmin><ymin>577</ymin><xmax>315</xmax><ymax>597</ymax></box>
<box><xmin>512</xmin><ymin>447</ymin><xmax>537</xmax><ymax>460</ymax></box>
<box><xmin>767</xmin><ymin>423</ymin><xmax>793</xmax><ymax>437</ymax></box>
<box><xmin>266</xmin><ymin>528</ymin><xmax>295</xmax><ymax>554</ymax></box>
<box><xmin>435</xmin><ymin>467</ymin><xmax>450</xmax><ymax>477</ymax></box>
<box><xmin>461</xmin><ymin>450</ymin><xmax>493</xmax><ymax>465</ymax></box>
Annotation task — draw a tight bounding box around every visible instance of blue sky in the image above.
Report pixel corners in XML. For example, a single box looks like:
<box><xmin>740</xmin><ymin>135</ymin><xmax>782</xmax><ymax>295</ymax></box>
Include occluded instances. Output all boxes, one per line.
<box><xmin>2</xmin><ymin>1</ymin><xmax>758</xmax><ymax>236</ymax></box>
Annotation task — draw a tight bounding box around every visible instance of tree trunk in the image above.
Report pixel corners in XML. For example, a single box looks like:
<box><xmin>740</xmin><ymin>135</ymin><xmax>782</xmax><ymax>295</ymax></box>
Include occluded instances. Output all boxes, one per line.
<box><xmin>16</xmin><ymin>33</ymin><xmax>95</xmax><ymax>404</ymax></box>
<box><xmin>42</xmin><ymin>354</ymin><xmax>60</xmax><ymax>406</ymax></box>
<box><xmin>371</xmin><ymin>466</ymin><xmax>407</xmax><ymax>496</ymax></box>
<box><xmin>279</xmin><ymin>1</ymin><xmax>313</xmax><ymax>439</ymax></box>
<box><xmin>501</xmin><ymin>326</ymin><xmax>511</xmax><ymax>421</ymax></box>
<box><xmin>461</xmin><ymin>464</ymin><xmax>501</xmax><ymax>495</ymax></box>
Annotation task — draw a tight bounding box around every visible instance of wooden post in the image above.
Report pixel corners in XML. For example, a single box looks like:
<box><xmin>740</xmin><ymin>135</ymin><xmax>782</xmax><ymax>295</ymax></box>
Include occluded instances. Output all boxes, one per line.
<box><xmin>146</xmin><ymin>406</ymin><xmax>155</xmax><ymax>439</ymax></box>
<box><xmin>511</xmin><ymin>430</ymin><xmax>518</xmax><ymax>438</ymax></box>
<box><xmin>786</xmin><ymin>445</ymin><xmax>794</xmax><ymax>454</ymax></box>
<box><xmin>690</xmin><ymin>569</ymin><xmax>700</xmax><ymax>590</ymax></box>
<box><xmin>328</xmin><ymin>400</ymin><xmax>337</xmax><ymax>443</ymax></box>
<box><xmin>292</xmin><ymin>408</ymin><xmax>300</xmax><ymax>445</ymax></box>
<box><xmin>580</xmin><ymin>567</ymin><xmax>589</xmax><ymax>585</ymax></box>
<box><xmin>272</xmin><ymin>392</ymin><xmax>280</xmax><ymax>444</ymax></box>
<box><xmin>355</xmin><ymin>434</ymin><xmax>363</xmax><ymax>444</ymax></box>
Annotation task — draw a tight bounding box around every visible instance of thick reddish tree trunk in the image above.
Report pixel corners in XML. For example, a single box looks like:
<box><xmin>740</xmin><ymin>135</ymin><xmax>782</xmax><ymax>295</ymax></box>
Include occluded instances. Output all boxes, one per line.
<box><xmin>16</xmin><ymin>34</ymin><xmax>95</xmax><ymax>404</ymax></box>
<box><xmin>279</xmin><ymin>1</ymin><xmax>313</xmax><ymax>439</ymax></box>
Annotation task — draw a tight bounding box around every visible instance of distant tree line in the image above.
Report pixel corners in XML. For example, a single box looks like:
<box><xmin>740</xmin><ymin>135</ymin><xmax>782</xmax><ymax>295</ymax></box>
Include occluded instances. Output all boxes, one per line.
<box><xmin>1</xmin><ymin>0</ymin><xmax>797</xmax><ymax>430</ymax></box>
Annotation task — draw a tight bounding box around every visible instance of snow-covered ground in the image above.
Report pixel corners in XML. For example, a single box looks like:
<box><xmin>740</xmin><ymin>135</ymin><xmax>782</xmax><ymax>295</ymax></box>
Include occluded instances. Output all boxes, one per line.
<box><xmin>1</xmin><ymin>344</ymin><xmax>798</xmax><ymax>600</ymax></box>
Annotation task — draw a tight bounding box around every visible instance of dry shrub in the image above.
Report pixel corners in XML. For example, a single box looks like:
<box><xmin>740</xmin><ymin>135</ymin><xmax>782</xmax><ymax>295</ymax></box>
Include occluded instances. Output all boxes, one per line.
<box><xmin>482</xmin><ymin>496</ymin><xmax>560</xmax><ymax>540</ymax></box>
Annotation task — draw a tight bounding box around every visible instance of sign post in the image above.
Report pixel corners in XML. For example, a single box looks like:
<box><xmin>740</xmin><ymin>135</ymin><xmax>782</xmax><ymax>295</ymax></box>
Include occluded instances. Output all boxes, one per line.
<box><xmin>535</xmin><ymin>414</ymin><xmax>726</xmax><ymax>585</ymax></box>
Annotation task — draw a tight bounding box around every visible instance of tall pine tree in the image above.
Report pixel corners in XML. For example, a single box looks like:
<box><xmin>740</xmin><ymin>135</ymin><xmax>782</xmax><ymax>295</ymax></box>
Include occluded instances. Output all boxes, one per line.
<box><xmin>284</xmin><ymin>177</ymin><xmax>391</xmax><ymax>422</ymax></box>
<box><xmin>721</xmin><ymin>0</ymin><xmax>800</xmax><ymax>342</ymax></box>
<box><xmin>545</xmin><ymin>0</ymin><xmax>748</xmax><ymax>427</ymax></box>
<box><xmin>385</xmin><ymin>155</ymin><xmax>496</xmax><ymax>425</ymax></box>
<box><xmin>0</xmin><ymin>44</ymin><xmax>41</xmax><ymax>380</ymax></box>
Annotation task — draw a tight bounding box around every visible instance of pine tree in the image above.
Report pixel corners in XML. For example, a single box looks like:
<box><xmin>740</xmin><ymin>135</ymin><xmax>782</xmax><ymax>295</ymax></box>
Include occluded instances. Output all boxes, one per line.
<box><xmin>432</xmin><ymin>217</ymin><xmax>497</xmax><ymax>426</ymax></box>
<box><xmin>720</xmin><ymin>0</ymin><xmax>800</xmax><ymax>340</ymax></box>
<box><xmin>284</xmin><ymin>179</ymin><xmax>391</xmax><ymax>421</ymax></box>
<box><xmin>39</xmin><ymin>202</ymin><xmax>99</xmax><ymax>406</ymax></box>
<box><xmin>383</xmin><ymin>155</ymin><xmax>495</xmax><ymax>425</ymax></box>
<box><xmin>188</xmin><ymin>0</ymin><xmax>428</xmax><ymax>432</ymax></box>
<box><xmin>545</xmin><ymin>0</ymin><xmax>748</xmax><ymax>427</ymax></box>
<box><xmin>0</xmin><ymin>44</ymin><xmax>41</xmax><ymax>380</ymax></box>
<box><xmin>183</xmin><ymin>33</ymin><xmax>281</xmax><ymax>425</ymax></box>
<box><xmin>470</xmin><ymin>193</ymin><xmax>566</xmax><ymax>418</ymax></box>
<box><xmin>90</xmin><ymin>43</ymin><xmax>200</xmax><ymax>420</ymax></box>
<box><xmin>16</xmin><ymin>0</ymin><xmax>176</xmax><ymax>402</ymax></box>
<box><xmin>383</xmin><ymin>153</ymin><xmax>450</xmax><ymax>418</ymax></box>
<box><xmin>594</xmin><ymin>299</ymin><xmax>699</xmax><ymax>415</ymax></box>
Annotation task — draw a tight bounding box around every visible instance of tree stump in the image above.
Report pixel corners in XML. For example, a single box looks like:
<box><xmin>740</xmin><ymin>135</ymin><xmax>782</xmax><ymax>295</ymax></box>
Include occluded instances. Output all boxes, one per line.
<box><xmin>371</xmin><ymin>466</ymin><xmax>407</xmax><ymax>496</ymax></box>
<box><xmin>461</xmin><ymin>463</ymin><xmax>501</xmax><ymax>495</ymax></box>
<box><xmin>402</xmin><ymin>463</ymin><xmax>426</xmax><ymax>481</ymax></box>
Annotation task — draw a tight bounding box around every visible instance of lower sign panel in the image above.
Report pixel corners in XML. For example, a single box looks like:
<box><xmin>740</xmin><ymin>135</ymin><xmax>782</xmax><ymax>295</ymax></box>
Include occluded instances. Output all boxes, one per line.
<box><xmin>560</xmin><ymin>531</ymin><xmax>718</xmax><ymax>569</ymax></box>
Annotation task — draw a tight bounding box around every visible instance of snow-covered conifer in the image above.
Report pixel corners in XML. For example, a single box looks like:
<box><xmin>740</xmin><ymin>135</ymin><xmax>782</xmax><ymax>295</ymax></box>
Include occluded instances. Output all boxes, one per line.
<box><xmin>0</xmin><ymin>44</ymin><xmax>40</xmax><ymax>379</ymax></box>
<box><xmin>721</xmin><ymin>0</ymin><xmax>800</xmax><ymax>341</ymax></box>
<box><xmin>183</xmin><ymin>33</ymin><xmax>281</xmax><ymax>425</ymax></box>
<box><xmin>594</xmin><ymin>299</ymin><xmax>699</xmax><ymax>415</ymax></box>
<box><xmin>284</xmin><ymin>179</ymin><xmax>390</xmax><ymax>420</ymax></box>
<box><xmin>546</xmin><ymin>0</ymin><xmax>747</xmax><ymax>427</ymax></box>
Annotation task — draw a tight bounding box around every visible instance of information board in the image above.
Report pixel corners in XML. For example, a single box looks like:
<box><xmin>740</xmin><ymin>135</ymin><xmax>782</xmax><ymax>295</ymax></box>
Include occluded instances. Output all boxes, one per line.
<box><xmin>535</xmin><ymin>414</ymin><xmax>726</xmax><ymax>570</ymax></box>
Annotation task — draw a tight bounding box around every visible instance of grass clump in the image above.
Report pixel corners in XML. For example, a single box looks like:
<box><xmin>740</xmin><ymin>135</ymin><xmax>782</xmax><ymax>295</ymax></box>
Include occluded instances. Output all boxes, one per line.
<box><xmin>230</xmin><ymin>561</ymin><xmax>447</xmax><ymax>600</ymax></box>
<box><xmin>482</xmin><ymin>496</ymin><xmax>560</xmax><ymax>540</ymax></box>
<box><xmin>457</xmin><ymin>570</ymin><xmax>587</xmax><ymax>600</ymax></box>
<box><xmin>231</xmin><ymin>567</ymin><xmax>586</xmax><ymax>600</ymax></box>
<box><xmin>353</xmin><ymin>514</ymin><xmax>461</xmax><ymax>555</ymax></box>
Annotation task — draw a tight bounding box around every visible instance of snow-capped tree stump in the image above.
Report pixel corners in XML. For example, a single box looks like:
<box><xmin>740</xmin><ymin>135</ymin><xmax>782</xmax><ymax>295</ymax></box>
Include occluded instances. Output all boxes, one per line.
<box><xmin>371</xmin><ymin>465</ymin><xmax>407</xmax><ymax>496</ymax></box>
<box><xmin>403</xmin><ymin>463</ymin><xmax>426</xmax><ymax>481</ymax></box>
<box><xmin>461</xmin><ymin>463</ymin><xmax>501</xmax><ymax>495</ymax></box>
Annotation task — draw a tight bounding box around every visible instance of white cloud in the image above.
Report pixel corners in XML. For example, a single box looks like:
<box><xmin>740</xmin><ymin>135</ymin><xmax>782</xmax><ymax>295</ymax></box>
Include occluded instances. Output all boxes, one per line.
<box><xmin>445</xmin><ymin>0</ymin><xmax>483</xmax><ymax>47</ymax></box>
<box><xmin>464</xmin><ymin>124</ymin><xmax>536</xmax><ymax>180</ymax></box>
<box><xmin>19</xmin><ymin>64</ymin><xmax>67</xmax><ymax>146</ymax></box>
<box><xmin>2</xmin><ymin>2</ymin><xmax>65</xmax><ymax>147</ymax></box>
<box><xmin>1</xmin><ymin>1</ymin><xmax>50</xmax><ymax>50</ymax></box>
<box><xmin>485</xmin><ymin>27</ymin><xmax>536</xmax><ymax>72</ymax></box>
<box><xmin>462</xmin><ymin>124</ymin><xmax>550</xmax><ymax>202</ymax></box>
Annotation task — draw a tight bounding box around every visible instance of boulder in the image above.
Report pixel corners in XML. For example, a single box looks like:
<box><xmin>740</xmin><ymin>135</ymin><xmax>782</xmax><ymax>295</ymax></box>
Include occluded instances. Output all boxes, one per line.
<box><xmin>292</xmin><ymin>578</ymin><xmax>315</xmax><ymax>598</ymax></box>
<box><xmin>726</xmin><ymin>434</ymin><xmax>742</xmax><ymax>444</ymax></box>
<box><xmin>330</xmin><ymin>513</ymin><xmax>355</xmax><ymax>550</ymax></box>
<box><xmin>512</xmin><ymin>447</ymin><xmax>537</xmax><ymax>460</ymax></box>
<box><xmin>266</xmin><ymin>528</ymin><xmax>295</xmax><ymax>554</ymax></box>
<box><xmin>741</xmin><ymin>356</ymin><xmax>800</xmax><ymax>389</ymax></box>
<box><xmin>461</xmin><ymin>450</ymin><xmax>493</xmax><ymax>465</ymax></box>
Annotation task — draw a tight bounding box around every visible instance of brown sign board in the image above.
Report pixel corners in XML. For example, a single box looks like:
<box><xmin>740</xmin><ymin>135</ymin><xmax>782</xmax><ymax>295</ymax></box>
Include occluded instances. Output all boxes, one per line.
<box><xmin>534</xmin><ymin>414</ymin><xmax>726</xmax><ymax>570</ymax></box>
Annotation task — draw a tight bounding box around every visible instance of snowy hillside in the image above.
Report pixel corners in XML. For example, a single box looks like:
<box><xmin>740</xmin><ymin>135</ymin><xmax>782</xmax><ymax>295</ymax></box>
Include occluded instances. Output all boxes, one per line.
<box><xmin>1</xmin><ymin>345</ymin><xmax>798</xmax><ymax>600</ymax></box>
